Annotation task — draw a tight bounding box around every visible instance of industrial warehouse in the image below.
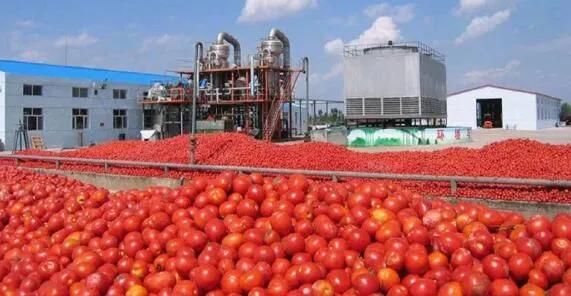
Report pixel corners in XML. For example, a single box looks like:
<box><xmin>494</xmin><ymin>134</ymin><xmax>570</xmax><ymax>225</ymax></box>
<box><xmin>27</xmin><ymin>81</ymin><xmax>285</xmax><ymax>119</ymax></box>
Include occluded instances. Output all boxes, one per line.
<box><xmin>447</xmin><ymin>84</ymin><xmax>562</xmax><ymax>130</ymax></box>
<box><xmin>0</xmin><ymin>1</ymin><xmax>571</xmax><ymax>295</ymax></box>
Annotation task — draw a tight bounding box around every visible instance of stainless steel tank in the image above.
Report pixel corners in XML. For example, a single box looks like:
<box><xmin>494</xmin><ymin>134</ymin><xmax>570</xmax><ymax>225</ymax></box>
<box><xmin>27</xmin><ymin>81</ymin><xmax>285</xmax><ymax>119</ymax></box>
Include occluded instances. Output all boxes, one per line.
<box><xmin>260</xmin><ymin>37</ymin><xmax>283</xmax><ymax>67</ymax></box>
<box><xmin>207</xmin><ymin>43</ymin><xmax>230</xmax><ymax>69</ymax></box>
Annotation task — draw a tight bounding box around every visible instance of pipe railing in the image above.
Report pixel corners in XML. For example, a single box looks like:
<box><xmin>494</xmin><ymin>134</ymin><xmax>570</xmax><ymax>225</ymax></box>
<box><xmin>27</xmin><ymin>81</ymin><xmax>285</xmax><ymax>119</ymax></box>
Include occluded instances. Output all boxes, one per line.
<box><xmin>2</xmin><ymin>154</ymin><xmax>571</xmax><ymax>194</ymax></box>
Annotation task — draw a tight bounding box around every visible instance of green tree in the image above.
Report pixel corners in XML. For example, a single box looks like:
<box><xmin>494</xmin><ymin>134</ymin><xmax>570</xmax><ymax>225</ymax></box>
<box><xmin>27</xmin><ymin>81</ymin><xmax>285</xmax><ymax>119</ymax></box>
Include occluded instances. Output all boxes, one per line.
<box><xmin>561</xmin><ymin>102</ymin><xmax>571</xmax><ymax>122</ymax></box>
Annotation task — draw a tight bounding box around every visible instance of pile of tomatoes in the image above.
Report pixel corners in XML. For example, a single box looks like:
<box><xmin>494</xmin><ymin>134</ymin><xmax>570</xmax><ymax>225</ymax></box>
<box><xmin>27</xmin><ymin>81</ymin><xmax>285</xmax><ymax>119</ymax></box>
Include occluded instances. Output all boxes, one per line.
<box><xmin>11</xmin><ymin>134</ymin><xmax>571</xmax><ymax>203</ymax></box>
<box><xmin>0</xmin><ymin>166</ymin><xmax>570</xmax><ymax>295</ymax></box>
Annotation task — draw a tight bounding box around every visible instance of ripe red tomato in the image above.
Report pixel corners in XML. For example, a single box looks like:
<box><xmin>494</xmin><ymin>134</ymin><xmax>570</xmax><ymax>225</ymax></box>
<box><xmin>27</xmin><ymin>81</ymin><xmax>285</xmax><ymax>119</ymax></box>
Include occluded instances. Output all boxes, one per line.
<box><xmin>239</xmin><ymin>269</ymin><xmax>264</xmax><ymax>292</ymax></box>
<box><xmin>193</xmin><ymin>264</ymin><xmax>221</xmax><ymax>291</ymax></box>
<box><xmin>352</xmin><ymin>273</ymin><xmax>380</xmax><ymax>296</ymax></box>
<box><xmin>409</xmin><ymin>278</ymin><xmax>437</xmax><ymax>296</ymax></box>
<box><xmin>459</xmin><ymin>272</ymin><xmax>490</xmax><ymax>296</ymax></box>
<box><xmin>508</xmin><ymin>252</ymin><xmax>533</xmax><ymax>281</ymax></box>
<box><xmin>482</xmin><ymin>255</ymin><xmax>509</xmax><ymax>280</ymax></box>
<box><xmin>405</xmin><ymin>248</ymin><xmax>429</xmax><ymax>275</ymax></box>
<box><xmin>488</xmin><ymin>279</ymin><xmax>518</xmax><ymax>296</ymax></box>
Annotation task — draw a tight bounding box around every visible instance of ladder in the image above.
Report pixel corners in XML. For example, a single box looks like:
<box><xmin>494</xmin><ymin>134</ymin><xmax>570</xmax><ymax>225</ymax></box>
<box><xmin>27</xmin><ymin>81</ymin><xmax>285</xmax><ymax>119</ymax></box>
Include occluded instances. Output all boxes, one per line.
<box><xmin>262</xmin><ymin>72</ymin><xmax>301</xmax><ymax>141</ymax></box>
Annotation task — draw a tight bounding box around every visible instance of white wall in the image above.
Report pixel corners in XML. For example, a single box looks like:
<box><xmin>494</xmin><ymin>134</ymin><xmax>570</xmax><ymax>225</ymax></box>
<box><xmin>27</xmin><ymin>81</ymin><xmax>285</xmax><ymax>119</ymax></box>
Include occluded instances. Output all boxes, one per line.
<box><xmin>447</xmin><ymin>86</ymin><xmax>537</xmax><ymax>130</ymax></box>
<box><xmin>2</xmin><ymin>73</ymin><xmax>149</xmax><ymax>149</ymax></box>
<box><xmin>536</xmin><ymin>94</ymin><xmax>560</xmax><ymax>129</ymax></box>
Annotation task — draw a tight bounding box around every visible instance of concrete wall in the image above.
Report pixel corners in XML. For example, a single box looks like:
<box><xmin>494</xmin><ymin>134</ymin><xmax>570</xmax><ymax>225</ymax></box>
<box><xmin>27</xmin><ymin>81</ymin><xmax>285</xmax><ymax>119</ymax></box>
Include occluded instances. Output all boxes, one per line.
<box><xmin>447</xmin><ymin>86</ymin><xmax>537</xmax><ymax>130</ymax></box>
<box><xmin>344</xmin><ymin>50</ymin><xmax>420</xmax><ymax>99</ymax></box>
<box><xmin>536</xmin><ymin>94</ymin><xmax>560</xmax><ymax>129</ymax></box>
<box><xmin>2</xmin><ymin>73</ymin><xmax>150</xmax><ymax>148</ymax></box>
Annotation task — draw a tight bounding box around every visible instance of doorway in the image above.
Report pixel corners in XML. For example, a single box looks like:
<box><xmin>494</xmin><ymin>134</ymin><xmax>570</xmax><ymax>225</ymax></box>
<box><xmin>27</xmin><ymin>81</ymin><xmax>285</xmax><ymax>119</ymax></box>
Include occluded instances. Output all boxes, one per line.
<box><xmin>476</xmin><ymin>98</ymin><xmax>503</xmax><ymax>128</ymax></box>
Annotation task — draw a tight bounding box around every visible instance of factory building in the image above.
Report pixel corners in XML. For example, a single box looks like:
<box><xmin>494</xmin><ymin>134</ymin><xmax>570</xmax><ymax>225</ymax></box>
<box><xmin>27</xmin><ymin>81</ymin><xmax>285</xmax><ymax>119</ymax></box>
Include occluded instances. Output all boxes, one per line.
<box><xmin>447</xmin><ymin>85</ymin><xmax>562</xmax><ymax>130</ymax></box>
<box><xmin>344</xmin><ymin>41</ymin><xmax>447</xmax><ymax>126</ymax></box>
<box><xmin>0</xmin><ymin>60</ymin><xmax>176</xmax><ymax>150</ymax></box>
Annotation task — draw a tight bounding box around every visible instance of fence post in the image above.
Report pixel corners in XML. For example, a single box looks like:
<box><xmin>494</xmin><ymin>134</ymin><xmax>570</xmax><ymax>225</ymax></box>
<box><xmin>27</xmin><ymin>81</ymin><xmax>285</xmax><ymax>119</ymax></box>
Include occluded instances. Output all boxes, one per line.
<box><xmin>450</xmin><ymin>180</ymin><xmax>458</xmax><ymax>194</ymax></box>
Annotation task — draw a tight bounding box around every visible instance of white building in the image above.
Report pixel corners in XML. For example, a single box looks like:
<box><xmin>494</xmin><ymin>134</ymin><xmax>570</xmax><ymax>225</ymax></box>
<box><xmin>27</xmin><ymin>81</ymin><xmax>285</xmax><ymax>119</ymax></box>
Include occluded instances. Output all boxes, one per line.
<box><xmin>0</xmin><ymin>60</ymin><xmax>176</xmax><ymax>150</ymax></box>
<box><xmin>447</xmin><ymin>84</ymin><xmax>562</xmax><ymax>130</ymax></box>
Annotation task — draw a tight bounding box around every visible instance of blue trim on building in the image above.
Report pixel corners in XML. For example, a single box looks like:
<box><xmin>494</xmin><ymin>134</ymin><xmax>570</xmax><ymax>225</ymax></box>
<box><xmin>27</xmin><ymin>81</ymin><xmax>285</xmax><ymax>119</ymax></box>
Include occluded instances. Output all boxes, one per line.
<box><xmin>0</xmin><ymin>60</ymin><xmax>178</xmax><ymax>85</ymax></box>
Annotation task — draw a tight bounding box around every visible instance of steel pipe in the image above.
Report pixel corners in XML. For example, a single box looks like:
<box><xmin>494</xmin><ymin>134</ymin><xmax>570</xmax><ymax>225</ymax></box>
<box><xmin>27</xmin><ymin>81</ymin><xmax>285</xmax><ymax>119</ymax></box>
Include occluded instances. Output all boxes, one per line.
<box><xmin>3</xmin><ymin>154</ymin><xmax>571</xmax><ymax>189</ymax></box>
<box><xmin>216</xmin><ymin>32</ymin><xmax>241</xmax><ymax>66</ymax></box>
<box><xmin>269</xmin><ymin>28</ymin><xmax>290</xmax><ymax>68</ymax></box>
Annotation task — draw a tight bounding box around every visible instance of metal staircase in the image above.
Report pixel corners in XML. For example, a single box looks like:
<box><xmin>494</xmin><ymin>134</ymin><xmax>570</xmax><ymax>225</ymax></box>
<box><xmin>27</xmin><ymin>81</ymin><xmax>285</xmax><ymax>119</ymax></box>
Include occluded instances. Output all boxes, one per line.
<box><xmin>262</xmin><ymin>72</ymin><xmax>300</xmax><ymax>141</ymax></box>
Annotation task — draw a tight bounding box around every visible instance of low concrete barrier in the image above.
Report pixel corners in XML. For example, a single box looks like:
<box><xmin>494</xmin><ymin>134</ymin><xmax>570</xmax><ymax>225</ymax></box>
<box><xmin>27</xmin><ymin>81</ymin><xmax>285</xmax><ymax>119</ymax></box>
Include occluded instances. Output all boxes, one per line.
<box><xmin>26</xmin><ymin>168</ymin><xmax>184</xmax><ymax>191</ymax></box>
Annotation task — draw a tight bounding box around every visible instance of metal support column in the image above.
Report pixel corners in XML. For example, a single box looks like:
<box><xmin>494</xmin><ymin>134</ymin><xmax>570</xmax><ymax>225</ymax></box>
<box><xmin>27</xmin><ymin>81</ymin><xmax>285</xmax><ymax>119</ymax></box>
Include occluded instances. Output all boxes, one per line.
<box><xmin>190</xmin><ymin>42</ymin><xmax>203</xmax><ymax>164</ymax></box>
<box><xmin>303</xmin><ymin>57</ymin><xmax>310</xmax><ymax>136</ymax></box>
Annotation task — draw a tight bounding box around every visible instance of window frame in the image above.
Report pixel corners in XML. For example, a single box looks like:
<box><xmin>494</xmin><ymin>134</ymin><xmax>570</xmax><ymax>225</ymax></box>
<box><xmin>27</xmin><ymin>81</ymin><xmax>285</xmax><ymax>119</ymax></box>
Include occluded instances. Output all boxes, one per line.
<box><xmin>72</xmin><ymin>87</ymin><xmax>89</xmax><ymax>98</ymax></box>
<box><xmin>23</xmin><ymin>107</ymin><xmax>43</xmax><ymax>131</ymax></box>
<box><xmin>113</xmin><ymin>89</ymin><xmax>128</xmax><ymax>99</ymax></box>
<box><xmin>72</xmin><ymin>108</ymin><xmax>89</xmax><ymax>130</ymax></box>
<box><xmin>113</xmin><ymin>109</ymin><xmax>128</xmax><ymax>129</ymax></box>
<box><xmin>23</xmin><ymin>84</ymin><xmax>43</xmax><ymax>96</ymax></box>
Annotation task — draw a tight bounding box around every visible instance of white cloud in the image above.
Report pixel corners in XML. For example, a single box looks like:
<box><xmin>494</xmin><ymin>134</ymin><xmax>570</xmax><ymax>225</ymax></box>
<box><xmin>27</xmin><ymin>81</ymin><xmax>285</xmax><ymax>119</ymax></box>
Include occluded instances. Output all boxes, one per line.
<box><xmin>455</xmin><ymin>9</ymin><xmax>511</xmax><ymax>44</ymax></box>
<box><xmin>364</xmin><ymin>3</ymin><xmax>415</xmax><ymax>23</ymax></box>
<box><xmin>238</xmin><ymin>0</ymin><xmax>317</xmax><ymax>23</ymax></box>
<box><xmin>18</xmin><ymin>50</ymin><xmax>46</xmax><ymax>62</ymax></box>
<box><xmin>141</xmin><ymin>34</ymin><xmax>192</xmax><ymax>52</ymax></box>
<box><xmin>455</xmin><ymin>0</ymin><xmax>517</xmax><ymax>16</ymax></box>
<box><xmin>530</xmin><ymin>35</ymin><xmax>571</xmax><ymax>55</ymax></box>
<box><xmin>316</xmin><ymin>16</ymin><xmax>400</xmax><ymax>82</ymax></box>
<box><xmin>464</xmin><ymin>59</ymin><xmax>520</xmax><ymax>84</ymax></box>
<box><xmin>54</xmin><ymin>33</ymin><xmax>98</xmax><ymax>48</ymax></box>
<box><xmin>324</xmin><ymin>38</ymin><xmax>344</xmax><ymax>56</ymax></box>
<box><xmin>15</xmin><ymin>20</ymin><xmax>35</xmax><ymax>27</ymax></box>
<box><xmin>351</xmin><ymin>16</ymin><xmax>400</xmax><ymax>45</ymax></box>
<box><xmin>456</xmin><ymin>0</ymin><xmax>495</xmax><ymax>14</ymax></box>
<box><xmin>312</xmin><ymin>62</ymin><xmax>344</xmax><ymax>82</ymax></box>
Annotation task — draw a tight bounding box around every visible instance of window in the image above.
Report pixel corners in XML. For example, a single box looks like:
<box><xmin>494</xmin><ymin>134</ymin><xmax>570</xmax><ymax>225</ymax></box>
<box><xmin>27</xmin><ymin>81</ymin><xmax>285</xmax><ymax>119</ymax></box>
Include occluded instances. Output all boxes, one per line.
<box><xmin>23</xmin><ymin>108</ymin><xmax>43</xmax><ymax>130</ymax></box>
<box><xmin>113</xmin><ymin>89</ymin><xmax>127</xmax><ymax>99</ymax></box>
<box><xmin>72</xmin><ymin>87</ymin><xmax>89</xmax><ymax>98</ymax></box>
<box><xmin>72</xmin><ymin>109</ymin><xmax>89</xmax><ymax>130</ymax></box>
<box><xmin>113</xmin><ymin>109</ymin><xmax>127</xmax><ymax>129</ymax></box>
<box><xmin>23</xmin><ymin>84</ymin><xmax>43</xmax><ymax>96</ymax></box>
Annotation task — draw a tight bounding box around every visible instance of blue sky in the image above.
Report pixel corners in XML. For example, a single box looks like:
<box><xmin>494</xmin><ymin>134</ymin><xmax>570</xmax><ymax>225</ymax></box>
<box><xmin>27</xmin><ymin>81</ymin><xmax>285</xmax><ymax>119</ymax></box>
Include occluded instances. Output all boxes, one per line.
<box><xmin>1</xmin><ymin>0</ymin><xmax>570</xmax><ymax>102</ymax></box>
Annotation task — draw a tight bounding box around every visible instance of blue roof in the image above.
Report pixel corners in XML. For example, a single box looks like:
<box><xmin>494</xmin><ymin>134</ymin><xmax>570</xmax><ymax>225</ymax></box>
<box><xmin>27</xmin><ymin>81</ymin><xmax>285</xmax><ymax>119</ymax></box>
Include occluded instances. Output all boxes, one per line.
<box><xmin>0</xmin><ymin>60</ymin><xmax>179</xmax><ymax>85</ymax></box>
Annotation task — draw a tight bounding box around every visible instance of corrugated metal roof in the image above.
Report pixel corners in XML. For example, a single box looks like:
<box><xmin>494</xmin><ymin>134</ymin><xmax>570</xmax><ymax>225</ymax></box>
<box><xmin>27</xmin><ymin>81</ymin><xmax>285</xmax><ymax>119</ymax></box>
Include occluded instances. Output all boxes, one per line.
<box><xmin>0</xmin><ymin>60</ymin><xmax>178</xmax><ymax>85</ymax></box>
<box><xmin>448</xmin><ymin>84</ymin><xmax>562</xmax><ymax>101</ymax></box>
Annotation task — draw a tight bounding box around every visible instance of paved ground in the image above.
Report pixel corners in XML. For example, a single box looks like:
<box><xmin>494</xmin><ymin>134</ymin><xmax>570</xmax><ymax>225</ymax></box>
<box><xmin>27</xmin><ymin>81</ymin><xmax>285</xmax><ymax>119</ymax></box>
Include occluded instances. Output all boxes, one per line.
<box><xmin>350</xmin><ymin>127</ymin><xmax>571</xmax><ymax>152</ymax></box>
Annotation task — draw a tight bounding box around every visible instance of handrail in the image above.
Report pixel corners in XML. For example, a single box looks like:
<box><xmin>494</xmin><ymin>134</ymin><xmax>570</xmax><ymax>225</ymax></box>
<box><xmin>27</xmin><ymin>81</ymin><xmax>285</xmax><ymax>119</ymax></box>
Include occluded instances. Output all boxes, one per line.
<box><xmin>2</xmin><ymin>154</ymin><xmax>571</xmax><ymax>192</ymax></box>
